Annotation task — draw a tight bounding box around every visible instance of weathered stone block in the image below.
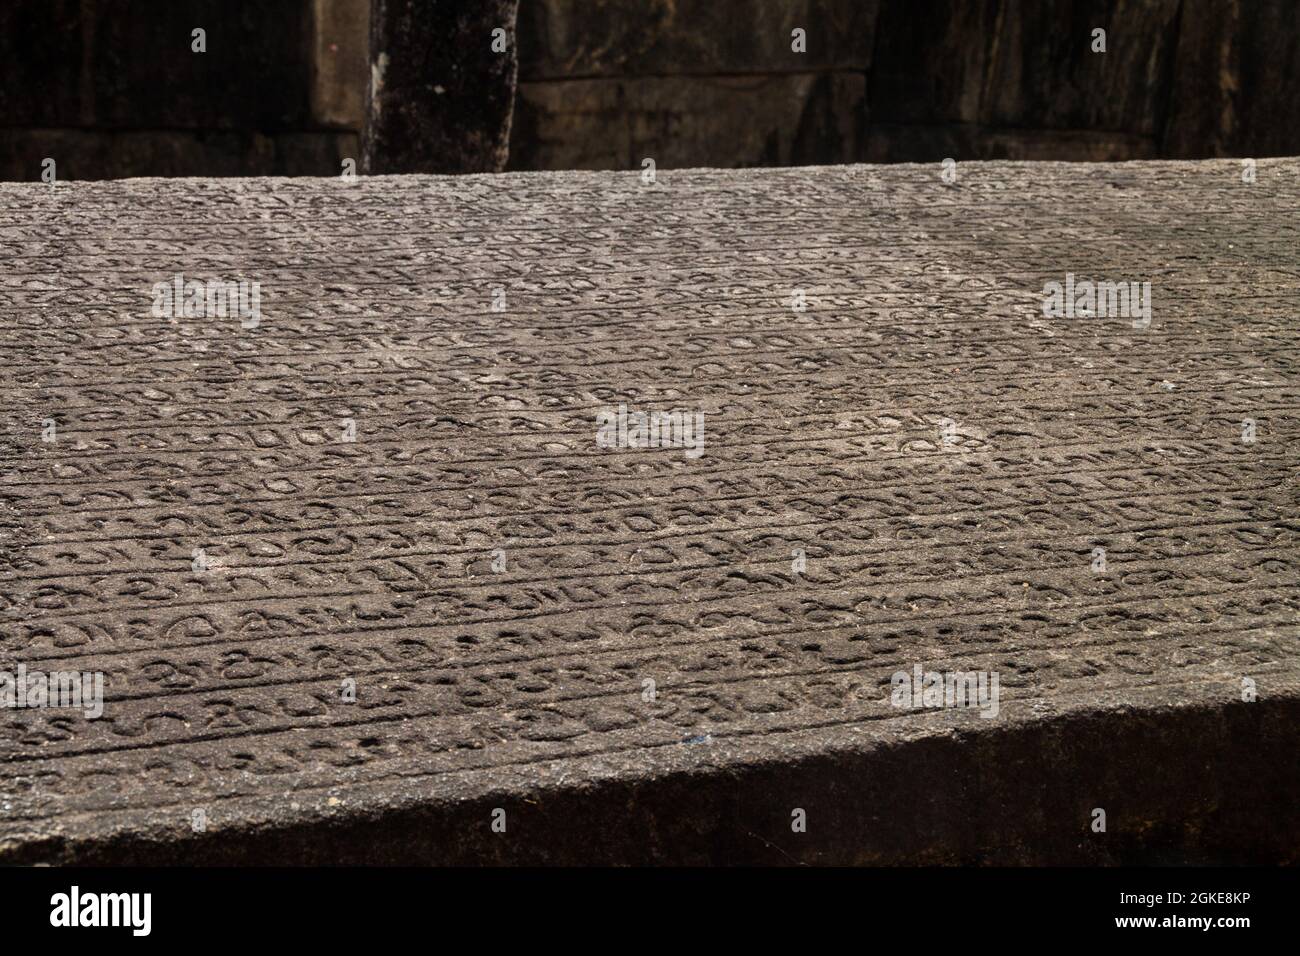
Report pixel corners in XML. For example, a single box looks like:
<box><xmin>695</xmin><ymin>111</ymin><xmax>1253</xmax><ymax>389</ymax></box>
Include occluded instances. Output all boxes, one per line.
<box><xmin>863</xmin><ymin>125</ymin><xmax>1158</xmax><ymax>164</ymax></box>
<box><xmin>518</xmin><ymin>0</ymin><xmax>878</xmax><ymax>78</ymax></box>
<box><xmin>1163</xmin><ymin>0</ymin><xmax>1300</xmax><ymax>158</ymax></box>
<box><xmin>311</xmin><ymin>0</ymin><xmax>371</xmax><ymax>130</ymax></box>
<box><xmin>979</xmin><ymin>0</ymin><xmax>1181</xmax><ymax>137</ymax></box>
<box><xmin>363</xmin><ymin>0</ymin><xmax>519</xmax><ymax>174</ymax></box>
<box><xmin>1</xmin><ymin>159</ymin><xmax>1297</xmax><ymax>863</ymax></box>
<box><xmin>510</xmin><ymin>72</ymin><xmax>866</xmax><ymax>170</ymax></box>
<box><xmin>0</xmin><ymin>129</ymin><xmax>355</xmax><ymax>181</ymax></box>
<box><xmin>869</xmin><ymin>0</ymin><xmax>1000</xmax><ymax>125</ymax></box>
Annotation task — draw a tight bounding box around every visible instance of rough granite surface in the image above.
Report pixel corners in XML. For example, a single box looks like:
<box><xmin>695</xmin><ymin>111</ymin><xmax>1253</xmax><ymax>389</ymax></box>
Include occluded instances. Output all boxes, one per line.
<box><xmin>0</xmin><ymin>159</ymin><xmax>1297</xmax><ymax>864</ymax></box>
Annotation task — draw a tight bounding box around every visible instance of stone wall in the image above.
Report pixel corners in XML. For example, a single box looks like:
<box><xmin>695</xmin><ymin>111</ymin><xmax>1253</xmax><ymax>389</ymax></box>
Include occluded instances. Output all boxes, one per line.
<box><xmin>0</xmin><ymin>0</ymin><xmax>368</xmax><ymax>181</ymax></box>
<box><xmin>507</xmin><ymin>0</ymin><xmax>1300</xmax><ymax>170</ymax></box>
<box><xmin>1</xmin><ymin>0</ymin><xmax>1296</xmax><ymax>180</ymax></box>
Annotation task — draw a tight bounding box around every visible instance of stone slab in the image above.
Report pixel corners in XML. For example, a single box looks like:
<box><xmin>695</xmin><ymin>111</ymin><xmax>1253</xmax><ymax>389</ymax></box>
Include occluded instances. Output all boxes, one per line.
<box><xmin>0</xmin><ymin>159</ymin><xmax>1298</xmax><ymax>863</ymax></box>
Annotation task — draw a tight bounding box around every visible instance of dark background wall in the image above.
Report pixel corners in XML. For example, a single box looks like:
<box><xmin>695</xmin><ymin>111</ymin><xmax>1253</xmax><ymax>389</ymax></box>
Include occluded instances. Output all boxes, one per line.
<box><xmin>1</xmin><ymin>0</ymin><xmax>1297</xmax><ymax>181</ymax></box>
<box><xmin>511</xmin><ymin>0</ymin><xmax>1300</xmax><ymax>167</ymax></box>
<box><xmin>0</xmin><ymin>0</ymin><xmax>367</xmax><ymax>180</ymax></box>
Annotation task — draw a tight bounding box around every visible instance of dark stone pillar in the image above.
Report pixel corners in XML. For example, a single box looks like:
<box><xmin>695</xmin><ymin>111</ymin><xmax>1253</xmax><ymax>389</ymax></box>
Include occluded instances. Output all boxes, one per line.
<box><xmin>363</xmin><ymin>0</ymin><xmax>519</xmax><ymax>174</ymax></box>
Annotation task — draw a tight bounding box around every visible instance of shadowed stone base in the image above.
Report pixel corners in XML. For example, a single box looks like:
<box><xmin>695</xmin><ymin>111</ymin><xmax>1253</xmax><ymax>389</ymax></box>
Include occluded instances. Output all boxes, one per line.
<box><xmin>1</xmin><ymin>159</ymin><xmax>1297</xmax><ymax>864</ymax></box>
<box><xmin>363</xmin><ymin>0</ymin><xmax>519</xmax><ymax>174</ymax></box>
